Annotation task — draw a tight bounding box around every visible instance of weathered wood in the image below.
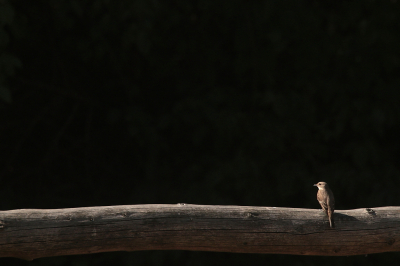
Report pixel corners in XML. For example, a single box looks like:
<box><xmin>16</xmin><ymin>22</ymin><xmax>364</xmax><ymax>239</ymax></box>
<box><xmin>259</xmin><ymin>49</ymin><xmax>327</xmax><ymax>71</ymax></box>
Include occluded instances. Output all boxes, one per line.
<box><xmin>0</xmin><ymin>204</ymin><xmax>399</xmax><ymax>260</ymax></box>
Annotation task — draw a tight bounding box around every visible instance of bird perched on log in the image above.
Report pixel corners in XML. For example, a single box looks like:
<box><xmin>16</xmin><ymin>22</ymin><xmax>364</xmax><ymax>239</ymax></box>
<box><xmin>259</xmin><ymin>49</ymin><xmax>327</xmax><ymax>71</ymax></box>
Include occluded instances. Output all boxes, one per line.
<box><xmin>314</xmin><ymin>181</ymin><xmax>335</xmax><ymax>228</ymax></box>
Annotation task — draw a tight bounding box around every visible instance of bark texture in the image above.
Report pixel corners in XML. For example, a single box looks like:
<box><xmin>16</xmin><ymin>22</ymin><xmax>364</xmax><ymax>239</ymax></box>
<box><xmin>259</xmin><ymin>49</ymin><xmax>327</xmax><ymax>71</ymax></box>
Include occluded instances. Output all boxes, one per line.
<box><xmin>0</xmin><ymin>204</ymin><xmax>399</xmax><ymax>260</ymax></box>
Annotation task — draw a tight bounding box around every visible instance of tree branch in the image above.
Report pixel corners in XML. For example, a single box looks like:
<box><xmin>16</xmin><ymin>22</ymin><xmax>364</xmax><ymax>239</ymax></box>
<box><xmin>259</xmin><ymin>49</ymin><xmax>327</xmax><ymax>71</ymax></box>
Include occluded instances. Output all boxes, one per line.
<box><xmin>0</xmin><ymin>204</ymin><xmax>399</xmax><ymax>260</ymax></box>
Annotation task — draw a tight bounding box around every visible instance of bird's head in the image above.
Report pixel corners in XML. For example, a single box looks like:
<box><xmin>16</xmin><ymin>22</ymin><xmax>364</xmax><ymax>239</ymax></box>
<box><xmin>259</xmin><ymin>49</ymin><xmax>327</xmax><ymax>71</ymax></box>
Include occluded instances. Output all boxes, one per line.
<box><xmin>313</xmin><ymin>181</ymin><xmax>328</xmax><ymax>190</ymax></box>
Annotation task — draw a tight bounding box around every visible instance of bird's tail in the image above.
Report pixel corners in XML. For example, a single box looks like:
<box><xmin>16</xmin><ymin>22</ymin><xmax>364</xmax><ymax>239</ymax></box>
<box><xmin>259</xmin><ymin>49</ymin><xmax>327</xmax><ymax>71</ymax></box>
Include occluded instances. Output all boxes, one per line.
<box><xmin>328</xmin><ymin>210</ymin><xmax>335</xmax><ymax>228</ymax></box>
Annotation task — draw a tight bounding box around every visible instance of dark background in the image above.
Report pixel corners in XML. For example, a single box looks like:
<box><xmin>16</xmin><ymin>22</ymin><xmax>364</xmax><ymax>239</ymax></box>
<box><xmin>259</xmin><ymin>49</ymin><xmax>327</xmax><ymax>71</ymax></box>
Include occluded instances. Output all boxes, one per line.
<box><xmin>1</xmin><ymin>0</ymin><xmax>400</xmax><ymax>265</ymax></box>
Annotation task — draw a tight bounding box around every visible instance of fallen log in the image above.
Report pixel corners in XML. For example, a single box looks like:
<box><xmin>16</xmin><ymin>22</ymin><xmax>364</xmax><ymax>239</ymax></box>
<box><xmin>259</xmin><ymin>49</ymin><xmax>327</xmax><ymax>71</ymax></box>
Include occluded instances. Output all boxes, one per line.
<box><xmin>0</xmin><ymin>204</ymin><xmax>399</xmax><ymax>260</ymax></box>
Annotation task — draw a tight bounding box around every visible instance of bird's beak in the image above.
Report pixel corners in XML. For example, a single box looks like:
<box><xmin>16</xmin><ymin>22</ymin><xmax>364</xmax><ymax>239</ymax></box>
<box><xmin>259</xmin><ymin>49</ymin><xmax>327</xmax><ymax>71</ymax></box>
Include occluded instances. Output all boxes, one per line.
<box><xmin>313</xmin><ymin>184</ymin><xmax>317</xmax><ymax>186</ymax></box>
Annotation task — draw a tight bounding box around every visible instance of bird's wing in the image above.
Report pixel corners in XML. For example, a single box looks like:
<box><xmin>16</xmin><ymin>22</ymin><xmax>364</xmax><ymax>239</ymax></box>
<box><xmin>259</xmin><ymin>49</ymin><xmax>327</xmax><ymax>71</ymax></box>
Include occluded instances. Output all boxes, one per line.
<box><xmin>327</xmin><ymin>189</ymin><xmax>335</xmax><ymax>212</ymax></box>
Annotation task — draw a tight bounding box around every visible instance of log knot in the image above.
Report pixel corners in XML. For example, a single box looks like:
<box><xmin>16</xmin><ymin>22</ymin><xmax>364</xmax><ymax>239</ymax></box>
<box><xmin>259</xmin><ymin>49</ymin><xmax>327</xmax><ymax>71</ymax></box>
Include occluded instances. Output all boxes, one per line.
<box><xmin>387</xmin><ymin>238</ymin><xmax>396</xmax><ymax>246</ymax></box>
<box><xmin>365</xmin><ymin>208</ymin><xmax>376</xmax><ymax>216</ymax></box>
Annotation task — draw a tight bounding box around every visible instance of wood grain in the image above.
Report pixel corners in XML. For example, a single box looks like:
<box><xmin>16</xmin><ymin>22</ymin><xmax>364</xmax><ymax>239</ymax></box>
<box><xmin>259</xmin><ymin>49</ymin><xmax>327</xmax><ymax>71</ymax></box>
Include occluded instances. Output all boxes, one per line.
<box><xmin>0</xmin><ymin>204</ymin><xmax>399</xmax><ymax>260</ymax></box>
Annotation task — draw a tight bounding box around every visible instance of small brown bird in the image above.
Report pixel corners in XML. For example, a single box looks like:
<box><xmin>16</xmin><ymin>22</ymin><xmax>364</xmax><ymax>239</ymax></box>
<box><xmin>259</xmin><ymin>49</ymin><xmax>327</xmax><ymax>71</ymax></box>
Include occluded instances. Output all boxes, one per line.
<box><xmin>314</xmin><ymin>181</ymin><xmax>335</xmax><ymax>228</ymax></box>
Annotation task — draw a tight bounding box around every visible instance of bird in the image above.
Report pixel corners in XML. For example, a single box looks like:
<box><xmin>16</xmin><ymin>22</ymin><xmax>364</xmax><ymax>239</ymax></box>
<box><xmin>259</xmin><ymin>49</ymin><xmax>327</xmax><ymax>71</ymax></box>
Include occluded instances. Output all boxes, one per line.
<box><xmin>314</xmin><ymin>181</ymin><xmax>335</xmax><ymax>228</ymax></box>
